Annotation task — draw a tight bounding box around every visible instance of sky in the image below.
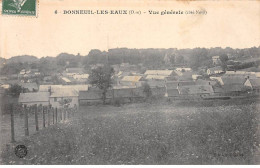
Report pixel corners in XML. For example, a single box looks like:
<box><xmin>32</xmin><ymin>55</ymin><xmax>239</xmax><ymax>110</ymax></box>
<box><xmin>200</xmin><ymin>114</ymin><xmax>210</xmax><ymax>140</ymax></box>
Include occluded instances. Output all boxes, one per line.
<box><xmin>0</xmin><ymin>0</ymin><xmax>260</xmax><ymax>59</ymax></box>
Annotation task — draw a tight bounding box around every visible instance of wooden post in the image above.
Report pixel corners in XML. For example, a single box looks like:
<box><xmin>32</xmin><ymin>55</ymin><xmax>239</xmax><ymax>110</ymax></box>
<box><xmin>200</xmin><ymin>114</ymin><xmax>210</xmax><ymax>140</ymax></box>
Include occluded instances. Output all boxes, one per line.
<box><xmin>34</xmin><ymin>104</ymin><xmax>39</xmax><ymax>131</ymax></box>
<box><xmin>42</xmin><ymin>106</ymin><xmax>45</xmax><ymax>128</ymax></box>
<box><xmin>62</xmin><ymin>108</ymin><xmax>64</xmax><ymax>122</ymax></box>
<box><xmin>52</xmin><ymin>107</ymin><xmax>55</xmax><ymax>124</ymax></box>
<box><xmin>24</xmin><ymin>105</ymin><xmax>29</xmax><ymax>136</ymax></box>
<box><xmin>55</xmin><ymin>107</ymin><xmax>58</xmax><ymax>123</ymax></box>
<box><xmin>68</xmin><ymin>109</ymin><xmax>70</xmax><ymax>119</ymax></box>
<box><xmin>65</xmin><ymin>109</ymin><xmax>68</xmax><ymax>121</ymax></box>
<box><xmin>10</xmin><ymin>104</ymin><xmax>15</xmax><ymax>142</ymax></box>
<box><xmin>47</xmin><ymin>106</ymin><xmax>50</xmax><ymax>126</ymax></box>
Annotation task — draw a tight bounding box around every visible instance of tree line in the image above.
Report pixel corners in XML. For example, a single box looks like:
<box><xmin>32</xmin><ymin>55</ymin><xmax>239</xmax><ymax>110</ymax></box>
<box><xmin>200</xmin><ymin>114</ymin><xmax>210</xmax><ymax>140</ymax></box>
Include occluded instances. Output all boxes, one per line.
<box><xmin>1</xmin><ymin>46</ymin><xmax>259</xmax><ymax>75</ymax></box>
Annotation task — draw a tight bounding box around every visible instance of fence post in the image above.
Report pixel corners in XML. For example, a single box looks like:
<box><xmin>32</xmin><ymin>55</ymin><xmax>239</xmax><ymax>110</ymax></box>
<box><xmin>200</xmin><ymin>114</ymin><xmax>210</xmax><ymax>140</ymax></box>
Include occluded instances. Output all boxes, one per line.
<box><xmin>52</xmin><ymin>107</ymin><xmax>55</xmax><ymax>124</ymax></box>
<box><xmin>24</xmin><ymin>105</ymin><xmax>29</xmax><ymax>136</ymax></box>
<box><xmin>35</xmin><ymin>104</ymin><xmax>39</xmax><ymax>131</ymax></box>
<box><xmin>55</xmin><ymin>107</ymin><xmax>58</xmax><ymax>123</ymax></box>
<box><xmin>47</xmin><ymin>106</ymin><xmax>50</xmax><ymax>126</ymax></box>
<box><xmin>10</xmin><ymin>104</ymin><xmax>15</xmax><ymax>142</ymax></box>
<box><xmin>68</xmin><ymin>109</ymin><xmax>70</xmax><ymax>119</ymax></box>
<box><xmin>61</xmin><ymin>108</ymin><xmax>64</xmax><ymax>122</ymax></box>
<box><xmin>42</xmin><ymin>106</ymin><xmax>45</xmax><ymax>128</ymax></box>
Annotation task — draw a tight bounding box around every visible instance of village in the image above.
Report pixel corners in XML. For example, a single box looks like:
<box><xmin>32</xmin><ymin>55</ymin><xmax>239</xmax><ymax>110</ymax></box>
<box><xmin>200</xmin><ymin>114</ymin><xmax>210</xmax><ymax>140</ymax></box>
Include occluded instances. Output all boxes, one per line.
<box><xmin>0</xmin><ymin>54</ymin><xmax>260</xmax><ymax>109</ymax></box>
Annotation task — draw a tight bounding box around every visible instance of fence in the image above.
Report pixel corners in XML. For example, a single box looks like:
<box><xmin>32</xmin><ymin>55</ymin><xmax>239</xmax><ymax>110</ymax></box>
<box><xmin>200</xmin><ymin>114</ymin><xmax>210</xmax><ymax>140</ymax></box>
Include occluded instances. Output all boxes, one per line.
<box><xmin>8</xmin><ymin>104</ymin><xmax>78</xmax><ymax>143</ymax></box>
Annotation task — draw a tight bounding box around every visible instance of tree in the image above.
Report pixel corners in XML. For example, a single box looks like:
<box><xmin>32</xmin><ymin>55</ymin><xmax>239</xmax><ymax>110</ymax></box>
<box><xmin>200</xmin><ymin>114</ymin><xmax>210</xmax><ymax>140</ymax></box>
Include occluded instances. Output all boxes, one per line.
<box><xmin>5</xmin><ymin>84</ymin><xmax>24</xmax><ymax>97</ymax></box>
<box><xmin>89</xmin><ymin>65</ymin><xmax>114</xmax><ymax>104</ymax></box>
<box><xmin>59</xmin><ymin>98</ymin><xmax>72</xmax><ymax>108</ymax></box>
<box><xmin>220</xmin><ymin>54</ymin><xmax>229</xmax><ymax>71</ymax></box>
<box><xmin>143</xmin><ymin>83</ymin><xmax>152</xmax><ymax>99</ymax></box>
<box><xmin>220</xmin><ymin>54</ymin><xmax>229</xmax><ymax>64</ymax></box>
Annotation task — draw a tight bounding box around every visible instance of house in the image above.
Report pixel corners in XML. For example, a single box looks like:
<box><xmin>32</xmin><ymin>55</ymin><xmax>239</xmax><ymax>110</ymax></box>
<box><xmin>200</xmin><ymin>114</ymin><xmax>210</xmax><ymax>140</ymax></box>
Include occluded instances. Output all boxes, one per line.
<box><xmin>165</xmin><ymin>81</ymin><xmax>195</xmax><ymax>97</ymax></box>
<box><xmin>210</xmin><ymin>76</ymin><xmax>247</xmax><ymax>86</ymax></box>
<box><xmin>178</xmin><ymin>85</ymin><xmax>214</xmax><ymax>97</ymax></box>
<box><xmin>79</xmin><ymin>87</ymin><xmax>145</xmax><ymax>105</ymax></box>
<box><xmin>146</xmin><ymin>75</ymin><xmax>168</xmax><ymax>80</ymax></box>
<box><xmin>207</xmin><ymin>66</ymin><xmax>224</xmax><ymax>75</ymax></box>
<box><xmin>176</xmin><ymin>71</ymin><xmax>193</xmax><ymax>81</ymax></box>
<box><xmin>39</xmin><ymin>85</ymin><xmax>63</xmax><ymax>92</ymax></box>
<box><xmin>222</xmin><ymin>84</ymin><xmax>245</xmax><ymax>96</ymax></box>
<box><xmin>221</xmin><ymin>76</ymin><xmax>247</xmax><ymax>86</ymax></box>
<box><xmin>21</xmin><ymin>82</ymin><xmax>38</xmax><ymax>92</ymax></box>
<box><xmin>225</xmin><ymin>71</ymin><xmax>257</xmax><ymax>78</ymax></box>
<box><xmin>79</xmin><ymin>90</ymin><xmax>104</xmax><ymax>104</ymax></box>
<box><xmin>39</xmin><ymin>84</ymin><xmax>88</xmax><ymax>108</ymax></box>
<box><xmin>144</xmin><ymin>70</ymin><xmax>174</xmax><ymax>76</ymax></box>
<box><xmin>18</xmin><ymin>92</ymin><xmax>50</xmax><ymax>106</ymax></box>
<box><xmin>192</xmin><ymin>75</ymin><xmax>202</xmax><ymax>81</ymax></box>
<box><xmin>20</xmin><ymin>69</ymin><xmax>26</xmax><ymax>75</ymax></box>
<box><xmin>39</xmin><ymin>85</ymin><xmax>88</xmax><ymax>93</ymax></box>
<box><xmin>49</xmin><ymin>88</ymin><xmax>79</xmax><ymax>108</ymax></box>
<box><xmin>120</xmin><ymin>76</ymin><xmax>144</xmax><ymax>87</ymax></box>
<box><xmin>195</xmin><ymin>79</ymin><xmax>217</xmax><ymax>86</ymax></box>
<box><xmin>65</xmin><ymin>68</ymin><xmax>84</xmax><ymax>74</ymax></box>
<box><xmin>146</xmin><ymin>80</ymin><xmax>165</xmax><ymax>88</ymax></box>
<box><xmin>61</xmin><ymin>77</ymin><xmax>71</xmax><ymax>84</ymax></box>
<box><xmin>175</xmin><ymin>67</ymin><xmax>192</xmax><ymax>72</ymax></box>
<box><xmin>0</xmin><ymin>84</ymin><xmax>10</xmax><ymax>89</ymax></box>
<box><xmin>212</xmin><ymin>56</ymin><xmax>221</xmax><ymax>65</ymax></box>
<box><xmin>73</xmin><ymin>74</ymin><xmax>89</xmax><ymax>80</ymax></box>
<box><xmin>244</xmin><ymin>78</ymin><xmax>260</xmax><ymax>92</ymax></box>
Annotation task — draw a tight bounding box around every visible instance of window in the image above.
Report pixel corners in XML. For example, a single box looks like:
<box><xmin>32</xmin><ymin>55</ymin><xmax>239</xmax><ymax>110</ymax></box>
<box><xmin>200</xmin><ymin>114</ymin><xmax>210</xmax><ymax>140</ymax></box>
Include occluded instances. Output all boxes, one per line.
<box><xmin>54</xmin><ymin>98</ymin><xmax>57</xmax><ymax>102</ymax></box>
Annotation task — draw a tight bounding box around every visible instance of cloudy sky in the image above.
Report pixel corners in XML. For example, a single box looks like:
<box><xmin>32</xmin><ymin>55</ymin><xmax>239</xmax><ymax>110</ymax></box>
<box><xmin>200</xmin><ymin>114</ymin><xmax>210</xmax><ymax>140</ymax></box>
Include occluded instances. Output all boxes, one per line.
<box><xmin>0</xmin><ymin>0</ymin><xmax>260</xmax><ymax>59</ymax></box>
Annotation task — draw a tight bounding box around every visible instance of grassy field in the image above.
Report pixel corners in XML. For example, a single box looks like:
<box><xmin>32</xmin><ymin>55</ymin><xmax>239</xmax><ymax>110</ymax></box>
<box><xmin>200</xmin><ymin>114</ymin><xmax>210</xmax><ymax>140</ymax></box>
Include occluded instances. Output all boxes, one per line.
<box><xmin>1</xmin><ymin>100</ymin><xmax>260</xmax><ymax>164</ymax></box>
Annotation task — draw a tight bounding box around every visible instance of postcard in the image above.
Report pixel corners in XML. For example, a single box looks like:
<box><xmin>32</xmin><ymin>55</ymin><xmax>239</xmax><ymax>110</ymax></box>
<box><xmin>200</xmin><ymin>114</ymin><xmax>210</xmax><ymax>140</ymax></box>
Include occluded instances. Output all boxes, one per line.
<box><xmin>0</xmin><ymin>0</ymin><xmax>259</xmax><ymax>165</ymax></box>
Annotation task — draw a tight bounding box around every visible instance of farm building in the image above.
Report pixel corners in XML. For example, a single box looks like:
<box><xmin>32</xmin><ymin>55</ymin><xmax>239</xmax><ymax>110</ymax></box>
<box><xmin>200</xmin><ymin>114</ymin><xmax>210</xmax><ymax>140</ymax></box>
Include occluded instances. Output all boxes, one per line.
<box><xmin>192</xmin><ymin>75</ymin><xmax>202</xmax><ymax>81</ymax></box>
<box><xmin>65</xmin><ymin>68</ymin><xmax>84</xmax><ymax>74</ymax></box>
<box><xmin>73</xmin><ymin>74</ymin><xmax>89</xmax><ymax>80</ymax></box>
<box><xmin>49</xmin><ymin>88</ymin><xmax>79</xmax><ymax>108</ymax></box>
<box><xmin>144</xmin><ymin>70</ymin><xmax>174</xmax><ymax>76</ymax></box>
<box><xmin>61</xmin><ymin>77</ymin><xmax>71</xmax><ymax>84</ymax></box>
<box><xmin>18</xmin><ymin>92</ymin><xmax>50</xmax><ymax>106</ymax></box>
<box><xmin>207</xmin><ymin>66</ymin><xmax>224</xmax><ymax>75</ymax></box>
<box><xmin>222</xmin><ymin>84</ymin><xmax>245</xmax><ymax>96</ymax></box>
<box><xmin>175</xmin><ymin>67</ymin><xmax>192</xmax><ymax>72</ymax></box>
<box><xmin>146</xmin><ymin>80</ymin><xmax>165</xmax><ymax>88</ymax></box>
<box><xmin>39</xmin><ymin>85</ymin><xmax>63</xmax><ymax>92</ymax></box>
<box><xmin>119</xmin><ymin>76</ymin><xmax>144</xmax><ymax>87</ymax></box>
<box><xmin>195</xmin><ymin>79</ymin><xmax>217</xmax><ymax>86</ymax></box>
<box><xmin>178</xmin><ymin>85</ymin><xmax>214</xmax><ymax>97</ymax></box>
<box><xmin>244</xmin><ymin>78</ymin><xmax>260</xmax><ymax>92</ymax></box>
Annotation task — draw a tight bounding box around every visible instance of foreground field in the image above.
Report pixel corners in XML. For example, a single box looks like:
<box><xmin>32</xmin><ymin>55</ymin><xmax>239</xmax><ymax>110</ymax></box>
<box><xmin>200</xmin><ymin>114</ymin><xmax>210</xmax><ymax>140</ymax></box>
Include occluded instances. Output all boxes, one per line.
<box><xmin>1</xmin><ymin>100</ymin><xmax>260</xmax><ymax>164</ymax></box>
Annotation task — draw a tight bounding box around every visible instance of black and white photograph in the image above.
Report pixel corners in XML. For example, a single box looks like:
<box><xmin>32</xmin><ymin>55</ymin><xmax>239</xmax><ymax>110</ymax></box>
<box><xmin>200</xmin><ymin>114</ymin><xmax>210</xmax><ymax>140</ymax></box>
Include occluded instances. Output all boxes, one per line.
<box><xmin>0</xmin><ymin>0</ymin><xmax>260</xmax><ymax>165</ymax></box>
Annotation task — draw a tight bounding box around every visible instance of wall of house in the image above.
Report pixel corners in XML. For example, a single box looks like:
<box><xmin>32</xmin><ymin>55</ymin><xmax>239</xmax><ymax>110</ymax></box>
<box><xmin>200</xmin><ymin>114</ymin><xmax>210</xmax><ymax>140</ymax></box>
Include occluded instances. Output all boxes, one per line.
<box><xmin>50</xmin><ymin>97</ymin><xmax>78</xmax><ymax>108</ymax></box>
<box><xmin>20</xmin><ymin>101</ymin><xmax>49</xmax><ymax>106</ymax></box>
<box><xmin>244</xmin><ymin>80</ymin><xmax>252</xmax><ymax>89</ymax></box>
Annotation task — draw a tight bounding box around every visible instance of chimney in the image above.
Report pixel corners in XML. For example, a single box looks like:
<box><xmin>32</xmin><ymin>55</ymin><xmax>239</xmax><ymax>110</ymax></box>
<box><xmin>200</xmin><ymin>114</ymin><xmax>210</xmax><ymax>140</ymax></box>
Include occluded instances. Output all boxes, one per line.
<box><xmin>48</xmin><ymin>86</ymin><xmax>52</xmax><ymax>95</ymax></box>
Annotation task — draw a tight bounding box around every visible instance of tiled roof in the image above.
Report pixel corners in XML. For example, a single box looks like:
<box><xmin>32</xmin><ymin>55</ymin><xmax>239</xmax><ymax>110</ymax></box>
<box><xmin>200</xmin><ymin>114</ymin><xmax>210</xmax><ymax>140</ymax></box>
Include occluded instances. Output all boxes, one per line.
<box><xmin>121</xmin><ymin>76</ymin><xmax>143</xmax><ymax>82</ymax></box>
<box><xmin>144</xmin><ymin>70</ymin><xmax>173</xmax><ymax>76</ymax></box>
<box><xmin>19</xmin><ymin>92</ymin><xmax>49</xmax><ymax>103</ymax></box>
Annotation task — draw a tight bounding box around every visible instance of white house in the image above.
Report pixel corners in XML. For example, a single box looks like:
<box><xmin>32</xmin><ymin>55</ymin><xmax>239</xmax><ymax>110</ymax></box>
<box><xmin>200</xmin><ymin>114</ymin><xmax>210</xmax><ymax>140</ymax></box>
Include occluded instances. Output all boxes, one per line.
<box><xmin>41</xmin><ymin>85</ymin><xmax>88</xmax><ymax>108</ymax></box>
<box><xmin>207</xmin><ymin>66</ymin><xmax>224</xmax><ymax>76</ymax></box>
<box><xmin>212</xmin><ymin>56</ymin><xmax>221</xmax><ymax>65</ymax></box>
<box><xmin>175</xmin><ymin>67</ymin><xmax>192</xmax><ymax>72</ymax></box>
